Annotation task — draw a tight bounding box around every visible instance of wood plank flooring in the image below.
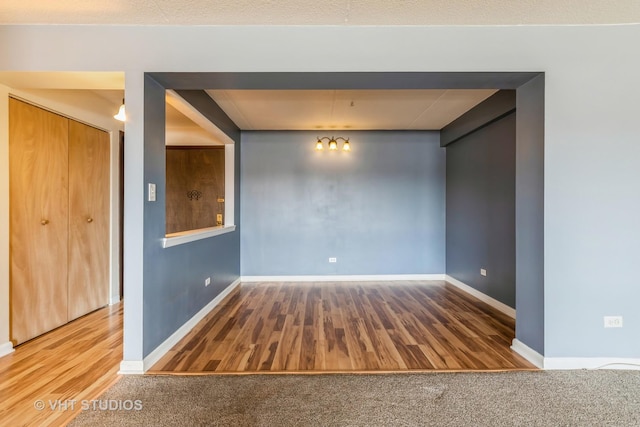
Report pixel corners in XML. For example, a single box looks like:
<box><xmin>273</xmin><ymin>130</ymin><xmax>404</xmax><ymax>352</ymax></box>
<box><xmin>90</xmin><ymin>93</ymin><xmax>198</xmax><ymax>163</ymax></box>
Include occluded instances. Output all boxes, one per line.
<box><xmin>0</xmin><ymin>302</ymin><xmax>122</xmax><ymax>427</ymax></box>
<box><xmin>150</xmin><ymin>281</ymin><xmax>535</xmax><ymax>373</ymax></box>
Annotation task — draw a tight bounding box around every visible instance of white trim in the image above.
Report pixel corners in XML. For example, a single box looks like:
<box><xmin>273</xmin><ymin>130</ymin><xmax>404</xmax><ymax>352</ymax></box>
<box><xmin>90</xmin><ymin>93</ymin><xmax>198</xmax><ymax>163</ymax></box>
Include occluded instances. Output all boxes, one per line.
<box><xmin>118</xmin><ymin>360</ymin><xmax>145</xmax><ymax>375</ymax></box>
<box><xmin>119</xmin><ymin>278</ymin><xmax>241</xmax><ymax>374</ymax></box>
<box><xmin>224</xmin><ymin>144</ymin><xmax>235</xmax><ymax>227</ymax></box>
<box><xmin>444</xmin><ymin>275</ymin><xmax>516</xmax><ymax>318</ymax></box>
<box><xmin>109</xmin><ymin>129</ymin><xmax>122</xmax><ymax>304</ymax></box>
<box><xmin>543</xmin><ymin>357</ymin><xmax>640</xmax><ymax>370</ymax></box>
<box><xmin>511</xmin><ymin>339</ymin><xmax>640</xmax><ymax>370</ymax></box>
<box><xmin>511</xmin><ymin>339</ymin><xmax>544</xmax><ymax>368</ymax></box>
<box><xmin>0</xmin><ymin>341</ymin><xmax>14</xmax><ymax>358</ymax></box>
<box><xmin>162</xmin><ymin>225</ymin><xmax>236</xmax><ymax>248</ymax></box>
<box><xmin>240</xmin><ymin>274</ymin><xmax>445</xmax><ymax>282</ymax></box>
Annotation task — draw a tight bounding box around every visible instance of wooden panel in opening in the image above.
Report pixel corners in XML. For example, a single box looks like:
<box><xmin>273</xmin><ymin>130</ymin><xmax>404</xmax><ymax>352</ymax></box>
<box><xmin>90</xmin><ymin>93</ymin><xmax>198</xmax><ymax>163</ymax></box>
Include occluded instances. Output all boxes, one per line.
<box><xmin>67</xmin><ymin>120</ymin><xmax>110</xmax><ymax>320</ymax></box>
<box><xmin>166</xmin><ymin>146</ymin><xmax>225</xmax><ymax>234</ymax></box>
<box><xmin>9</xmin><ymin>98</ymin><xmax>69</xmax><ymax>344</ymax></box>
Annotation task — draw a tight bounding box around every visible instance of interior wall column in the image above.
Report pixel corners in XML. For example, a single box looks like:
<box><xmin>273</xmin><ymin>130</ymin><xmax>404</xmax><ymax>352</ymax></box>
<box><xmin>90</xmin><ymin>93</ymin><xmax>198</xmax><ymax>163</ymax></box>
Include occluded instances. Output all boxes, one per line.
<box><xmin>120</xmin><ymin>71</ymin><xmax>146</xmax><ymax>371</ymax></box>
<box><xmin>515</xmin><ymin>74</ymin><xmax>545</xmax><ymax>355</ymax></box>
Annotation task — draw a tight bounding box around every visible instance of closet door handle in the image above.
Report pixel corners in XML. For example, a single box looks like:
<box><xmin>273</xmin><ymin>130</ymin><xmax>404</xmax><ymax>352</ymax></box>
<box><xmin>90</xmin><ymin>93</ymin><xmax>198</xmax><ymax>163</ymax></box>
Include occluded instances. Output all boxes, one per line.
<box><xmin>41</xmin><ymin>219</ymin><xmax>49</xmax><ymax>226</ymax></box>
<box><xmin>87</xmin><ymin>217</ymin><xmax>93</xmax><ymax>223</ymax></box>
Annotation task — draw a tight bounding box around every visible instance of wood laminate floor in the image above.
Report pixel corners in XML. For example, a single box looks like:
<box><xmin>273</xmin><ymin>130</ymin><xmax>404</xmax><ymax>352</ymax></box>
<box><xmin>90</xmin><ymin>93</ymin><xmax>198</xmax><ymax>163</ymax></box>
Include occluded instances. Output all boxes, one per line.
<box><xmin>0</xmin><ymin>303</ymin><xmax>122</xmax><ymax>427</ymax></box>
<box><xmin>150</xmin><ymin>281</ymin><xmax>535</xmax><ymax>373</ymax></box>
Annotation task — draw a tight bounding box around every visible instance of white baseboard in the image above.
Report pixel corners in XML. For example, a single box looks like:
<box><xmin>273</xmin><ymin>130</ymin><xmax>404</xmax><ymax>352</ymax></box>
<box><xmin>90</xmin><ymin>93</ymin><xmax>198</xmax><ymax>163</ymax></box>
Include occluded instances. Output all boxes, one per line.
<box><xmin>118</xmin><ymin>278</ymin><xmax>241</xmax><ymax>375</ymax></box>
<box><xmin>511</xmin><ymin>339</ymin><xmax>544</xmax><ymax>368</ymax></box>
<box><xmin>444</xmin><ymin>275</ymin><xmax>516</xmax><ymax>318</ymax></box>
<box><xmin>543</xmin><ymin>357</ymin><xmax>640</xmax><ymax>370</ymax></box>
<box><xmin>511</xmin><ymin>339</ymin><xmax>640</xmax><ymax>370</ymax></box>
<box><xmin>118</xmin><ymin>360</ymin><xmax>145</xmax><ymax>375</ymax></box>
<box><xmin>240</xmin><ymin>274</ymin><xmax>445</xmax><ymax>282</ymax></box>
<box><xmin>0</xmin><ymin>341</ymin><xmax>15</xmax><ymax>358</ymax></box>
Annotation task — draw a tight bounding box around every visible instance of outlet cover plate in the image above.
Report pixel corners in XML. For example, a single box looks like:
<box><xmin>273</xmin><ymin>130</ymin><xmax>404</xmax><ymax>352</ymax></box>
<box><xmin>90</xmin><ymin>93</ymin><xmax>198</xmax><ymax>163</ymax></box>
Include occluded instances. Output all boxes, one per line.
<box><xmin>604</xmin><ymin>316</ymin><xmax>623</xmax><ymax>328</ymax></box>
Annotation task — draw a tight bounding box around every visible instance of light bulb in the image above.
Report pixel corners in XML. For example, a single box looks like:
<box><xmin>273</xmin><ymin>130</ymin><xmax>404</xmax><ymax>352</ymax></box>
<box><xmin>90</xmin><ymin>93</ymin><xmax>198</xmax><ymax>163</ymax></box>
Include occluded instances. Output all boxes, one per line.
<box><xmin>316</xmin><ymin>140</ymin><xmax>324</xmax><ymax>150</ymax></box>
<box><xmin>342</xmin><ymin>140</ymin><xmax>351</xmax><ymax>151</ymax></box>
<box><xmin>114</xmin><ymin>103</ymin><xmax>126</xmax><ymax>122</ymax></box>
<box><xmin>328</xmin><ymin>139</ymin><xmax>338</xmax><ymax>150</ymax></box>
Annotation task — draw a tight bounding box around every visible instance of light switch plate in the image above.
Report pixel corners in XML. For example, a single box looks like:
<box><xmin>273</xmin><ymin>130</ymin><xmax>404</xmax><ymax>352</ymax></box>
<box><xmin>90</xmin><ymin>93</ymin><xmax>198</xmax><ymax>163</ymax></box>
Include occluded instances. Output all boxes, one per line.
<box><xmin>148</xmin><ymin>183</ymin><xmax>156</xmax><ymax>202</ymax></box>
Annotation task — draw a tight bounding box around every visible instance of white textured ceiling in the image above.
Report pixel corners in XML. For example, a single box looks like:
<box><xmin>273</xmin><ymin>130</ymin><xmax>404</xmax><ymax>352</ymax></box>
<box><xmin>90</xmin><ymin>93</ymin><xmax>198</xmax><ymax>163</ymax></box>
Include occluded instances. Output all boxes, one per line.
<box><xmin>207</xmin><ymin>89</ymin><xmax>497</xmax><ymax>130</ymax></box>
<box><xmin>1</xmin><ymin>0</ymin><xmax>639</xmax><ymax>25</ymax></box>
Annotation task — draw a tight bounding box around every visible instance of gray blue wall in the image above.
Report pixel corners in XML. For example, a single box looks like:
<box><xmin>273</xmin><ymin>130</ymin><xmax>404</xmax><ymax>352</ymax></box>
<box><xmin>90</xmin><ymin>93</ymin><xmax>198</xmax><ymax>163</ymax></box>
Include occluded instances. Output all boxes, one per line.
<box><xmin>141</xmin><ymin>80</ymin><xmax>241</xmax><ymax>357</ymax></box>
<box><xmin>240</xmin><ymin>130</ymin><xmax>445</xmax><ymax>276</ymax></box>
<box><xmin>445</xmin><ymin>112</ymin><xmax>516</xmax><ymax>307</ymax></box>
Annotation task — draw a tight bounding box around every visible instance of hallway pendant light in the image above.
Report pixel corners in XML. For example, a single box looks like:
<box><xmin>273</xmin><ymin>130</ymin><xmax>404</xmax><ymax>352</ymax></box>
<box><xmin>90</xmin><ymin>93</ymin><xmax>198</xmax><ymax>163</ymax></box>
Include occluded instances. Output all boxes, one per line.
<box><xmin>316</xmin><ymin>136</ymin><xmax>351</xmax><ymax>151</ymax></box>
<box><xmin>114</xmin><ymin>99</ymin><xmax>126</xmax><ymax>122</ymax></box>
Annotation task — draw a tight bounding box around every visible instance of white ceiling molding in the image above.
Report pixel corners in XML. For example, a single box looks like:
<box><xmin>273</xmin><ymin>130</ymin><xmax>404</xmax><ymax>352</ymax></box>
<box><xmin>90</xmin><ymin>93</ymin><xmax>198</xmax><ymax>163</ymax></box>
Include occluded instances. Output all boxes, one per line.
<box><xmin>1</xmin><ymin>0</ymin><xmax>638</xmax><ymax>25</ymax></box>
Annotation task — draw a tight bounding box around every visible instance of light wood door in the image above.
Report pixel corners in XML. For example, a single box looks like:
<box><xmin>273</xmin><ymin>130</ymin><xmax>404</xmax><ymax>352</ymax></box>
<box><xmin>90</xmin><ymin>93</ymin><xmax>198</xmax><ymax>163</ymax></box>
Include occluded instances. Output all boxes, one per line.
<box><xmin>9</xmin><ymin>98</ymin><xmax>69</xmax><ymax>344</ymax></box>
<box><xmin>67</xmin><ymin>120</ymin><xmax>110</xmax><ymax>320</ymax></box>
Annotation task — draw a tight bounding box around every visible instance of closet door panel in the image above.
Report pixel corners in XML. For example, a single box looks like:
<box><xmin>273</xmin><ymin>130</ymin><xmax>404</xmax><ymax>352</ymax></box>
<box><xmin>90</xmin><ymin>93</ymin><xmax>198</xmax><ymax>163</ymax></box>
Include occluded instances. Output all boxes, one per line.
<box><xmin>9</xmin><ymin>98</ymin><xmax>69</xmax><ymax>344</ymax></box>
<box><xmin>67</xmin><ymin>120</ymin><xmax>110</xmax><ymax>320</ymax></box>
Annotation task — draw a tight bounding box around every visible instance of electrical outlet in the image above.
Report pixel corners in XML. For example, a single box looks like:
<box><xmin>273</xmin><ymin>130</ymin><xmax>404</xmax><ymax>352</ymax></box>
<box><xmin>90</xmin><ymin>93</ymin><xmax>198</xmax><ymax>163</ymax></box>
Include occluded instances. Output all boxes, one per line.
<box><xmin>604</xmin><ymin>316</ymin><xmax>623</xmax><ymax>328</ymax></box>
<box><xmin>329</xmin><ymin>257</ymin><xmax>337</xmax><ymax>263</ymax></box>
<box><xmin>480</xmin><ymin>268</ymin><xmax>487</xmax><ymax>277</ymax></box>
<box><xmin>205</xmin><ymin>277</ymin><xmax>211</xmax><ymax>287</ymax></box>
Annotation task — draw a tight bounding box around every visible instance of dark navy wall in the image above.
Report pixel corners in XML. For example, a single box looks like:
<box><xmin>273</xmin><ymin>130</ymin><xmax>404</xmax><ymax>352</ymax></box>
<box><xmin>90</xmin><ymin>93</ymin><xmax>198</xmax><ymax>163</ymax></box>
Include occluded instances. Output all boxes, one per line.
<box><xmin>240</xmin><ymin>130</ymin><xmax>445</xmax><ymax>276</ymax></box>
<box><xmin>142</xmin><ymin>79</ymin><xmax>241</xmax><ymax>357</ymax></box>
<box><xmin>446</xmin><ymin>112</ymin><xmax>516</xmax><ymax>307</ymax></box>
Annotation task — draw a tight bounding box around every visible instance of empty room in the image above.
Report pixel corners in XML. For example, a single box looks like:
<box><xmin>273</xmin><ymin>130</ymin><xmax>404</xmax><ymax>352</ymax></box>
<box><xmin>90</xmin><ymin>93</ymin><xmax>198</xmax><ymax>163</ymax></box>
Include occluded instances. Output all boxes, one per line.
<box><xmin>1</xmin><ymin>2</ymin><xmax>639</xmax><ymax>425</ymax></box>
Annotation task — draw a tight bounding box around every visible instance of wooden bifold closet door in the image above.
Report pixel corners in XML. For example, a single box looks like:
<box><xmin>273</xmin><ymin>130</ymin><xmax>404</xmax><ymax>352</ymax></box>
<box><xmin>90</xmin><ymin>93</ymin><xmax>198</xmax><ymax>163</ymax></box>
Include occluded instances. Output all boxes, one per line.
<box><xmin>68</xmin><ymin>120</ymin><xmax>110</xmax><ymax>321</ymax></box>
<box><xmin>9</xmin><ymin>98</ymin><xmax>109</xmax><ymax>344</ymax></box>
<box><xmin>9</xmin><ymin>98</ymin><xmax>70</xmax><ymax>344</ymax></box>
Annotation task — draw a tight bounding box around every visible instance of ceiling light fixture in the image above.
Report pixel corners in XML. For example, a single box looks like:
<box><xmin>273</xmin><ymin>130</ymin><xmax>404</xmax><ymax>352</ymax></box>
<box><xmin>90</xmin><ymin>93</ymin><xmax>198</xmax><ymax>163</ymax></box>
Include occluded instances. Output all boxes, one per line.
<box><xmin>316</xmin><ymin>136</ymin><xmax>350</xmax><ymax>151</ymax></box>
<box><xmin>114</xmin><ymin>98</ymin><xmax>126</xmax><ymax>122</ymax></box>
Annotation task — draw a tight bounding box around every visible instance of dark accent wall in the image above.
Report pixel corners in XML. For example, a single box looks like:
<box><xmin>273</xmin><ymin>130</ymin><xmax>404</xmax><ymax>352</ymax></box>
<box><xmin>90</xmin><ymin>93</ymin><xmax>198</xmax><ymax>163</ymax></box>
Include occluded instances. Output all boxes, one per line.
<box><xmin>241</xmin><ymin>130</ymin><xmax>445</xmax><ymax>276</ymax></box>
<box><xmin>142</xmin><ymin>82</ymin><xmax>240</xmax><ymax>357</ymax></box>
<box><xmin>440</xmin><ymin>91</ymin><xmax>516</xmax><ymax>147</ymax></box>
<box><xmin>150</xmin><ymin>72</ymin><xmax>540</xmax><ymax>90</ymax></box>
<box><xmin>515</xmin><ymin>75</ymin><xmax>545</xmax><ymax>354</ymax></box>
<box><xmin>446</xmin><ymin>108</ymin><xmax>516</xmax><ymax>307</ymax></box>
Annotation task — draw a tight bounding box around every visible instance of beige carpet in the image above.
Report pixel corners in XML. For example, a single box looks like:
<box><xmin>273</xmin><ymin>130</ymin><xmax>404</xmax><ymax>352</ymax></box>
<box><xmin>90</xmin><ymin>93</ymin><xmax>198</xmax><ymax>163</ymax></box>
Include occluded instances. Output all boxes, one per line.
<box><xmin>70</xmin><ymin>371</ymin><xmax>640</xmax><ymax>426</ymax></box>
